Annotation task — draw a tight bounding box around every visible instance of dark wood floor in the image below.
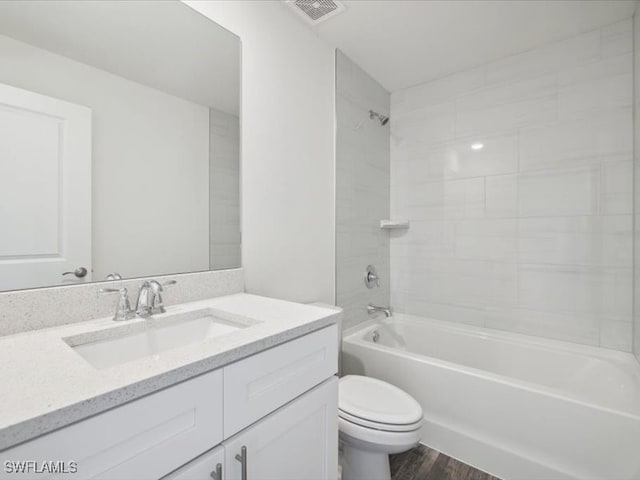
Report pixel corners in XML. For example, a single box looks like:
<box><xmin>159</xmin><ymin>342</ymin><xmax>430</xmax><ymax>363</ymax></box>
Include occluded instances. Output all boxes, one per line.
<box><xmin>390</xmin><ymin>445</ymin><xmax>500</xmax><ymax>480</ymax></box>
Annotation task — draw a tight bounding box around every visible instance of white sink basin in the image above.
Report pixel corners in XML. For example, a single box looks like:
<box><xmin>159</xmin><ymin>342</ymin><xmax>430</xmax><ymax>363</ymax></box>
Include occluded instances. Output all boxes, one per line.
<box><xmin>65</xmin><ymin>308</ymin><xmax>258</xmax><ymax>369</ymax></box>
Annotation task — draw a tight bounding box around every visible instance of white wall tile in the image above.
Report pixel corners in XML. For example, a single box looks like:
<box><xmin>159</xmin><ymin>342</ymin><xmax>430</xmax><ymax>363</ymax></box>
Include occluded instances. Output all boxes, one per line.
<box><xmin>457</xmin><ymin>75</ymin><xmax>556</xmax><ymax>112</ymax></box>
<box><xmin>518</xmin><ymin>216</ymin><xmax>632</xmax><ymax>267</ymax></box>
<box><xmin>601</xmin><ymin>161</ymin><xmax>633</xmax><ymax>215</ymax></box>
<box><xmin>484</xmin><ymin>30</ymin><xmax>600</xmax><ymax>86</ymax></box>
<box><xmin>518</xmin><ymin>264</ymin><xmax>630</xmax><ymax>321</ymax></box>
<box><xmin>406</xmin><ymin>180</ymin><xmax>444</xmax><ymax>220</ymax></box>
<box><xmin>392</xmin><ymin>101</ymin><xmax>456</xmax><ymax>147</ymax></box>
<box><xmin>336</xmin><ymin>52</ymin><xmax>390</xmax><ymax>331</ymax></box>
<box><xmin>634</xmin><ymin>13</ymin><xmax>640</xmax><ymax>361</ymax></box>
<box><xmin>455</xmin><ymin>95</ymin><xmax>556</xmax><ymax>138</ymax></box>
<box><xmin>558</xmin><ymin>73</ymin><xmax>631</xmax><ymax>120</ymax></box>
<box><xmin>392</xmin><ymin>67</ymin><xmax>484</xmax><ymax>114</ymax></box>
<box><xmin>453</xmin><ymin>219</ymin><xmax>517</xmax><ymax>262</ymax></box>
<box><xmin>401</xmin><ymin>299</ymin><xmax>488</xmax><ymax>327</ymax></box>
<box><xmin>392</xmin><ymin>144</ymin><xmax>447</xmax><ymax>182</ymax></box>
<box><xmin>518</xmin><ymin>167</ymin><xmax>599</xmax><ymax>217</ymax></box>
<box><xmin>558</xmin><ymin>53</ymin><xmax>632</xmax><ymax>87</ymax></box>
<box><xmin>337</xmin><ymin>50</ymin><xmax>389</xmax><ymax>114</ymax></box>
<box><xmin>487</xmin><ymin>308</ymin><xmax>600</xmax><ymax>346</ymax></box>
<box><xmin>601</xmin><ymin>18</ymin><xmax>633</xmax><ymax>58</ymax></box>
<box><xmin>600</xmin><ymin>319</ymin><xmax>632</xmax><ymax>352</ymax></box>
<box><xmin>519</xmin><ymin>109</ymin><xmax>632</xmax><ymax>171</ymax></box>
<box><xmin>443</xmin><ymin>177</ymin><xmax>485</xmax><ymax>219</ymax></box>
<box><xmin>443</xmin><ymin>133</ymin><xmax>518</xmax><ymax>179</ymax></box>
<box><xmin>485</xmin><ymin>174</ymin><xmax>518</xmax><ymax>218</ymax></box>
<box><xmin>390</xmin><ymin>21</ymin><xmax>634</xmax><ymax>351</ymax></box>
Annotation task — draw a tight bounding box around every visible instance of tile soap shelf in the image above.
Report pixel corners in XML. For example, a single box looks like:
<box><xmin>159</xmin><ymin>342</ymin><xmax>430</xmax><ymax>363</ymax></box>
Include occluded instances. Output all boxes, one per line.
<box><xmin>380</xmin><ymin>219</ymin><xmax>410</xmax><ymax>230</ymax></box>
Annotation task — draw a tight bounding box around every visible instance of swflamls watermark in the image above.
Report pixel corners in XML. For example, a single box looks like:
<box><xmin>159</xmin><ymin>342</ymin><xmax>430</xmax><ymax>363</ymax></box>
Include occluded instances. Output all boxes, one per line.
<box><xmin>3</xmin><ymin>461</ymin><xmax>78</xmax><ymax>474</ymax></box>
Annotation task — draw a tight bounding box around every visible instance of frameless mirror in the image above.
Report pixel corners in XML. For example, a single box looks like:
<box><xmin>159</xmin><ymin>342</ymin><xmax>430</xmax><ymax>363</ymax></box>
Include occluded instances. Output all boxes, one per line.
<box><xmin>0</xmin><ymin>0</ymin><xmax>241</xmax><ymax>291</ymax></box>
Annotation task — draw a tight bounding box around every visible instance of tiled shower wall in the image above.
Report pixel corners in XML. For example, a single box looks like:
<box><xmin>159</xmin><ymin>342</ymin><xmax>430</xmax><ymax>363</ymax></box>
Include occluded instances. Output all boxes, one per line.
<box><xmin>634</xmin><ymin>8</ymin><xmax>640</xmax><ymax>362</ymax></box>
<box><xmin>390</xmin><ymin>19</ymin><xmax>634</xmax><ymax>351</ymax></box>
<box><xmin>336</xmin><ymin>51</ymin><xmax>390</xmax><ymax>331</ymax></box>
<box><xmin>209</xmin><ymin>108</ymin><xmax>241</xmax><ymax>270</ymax></box>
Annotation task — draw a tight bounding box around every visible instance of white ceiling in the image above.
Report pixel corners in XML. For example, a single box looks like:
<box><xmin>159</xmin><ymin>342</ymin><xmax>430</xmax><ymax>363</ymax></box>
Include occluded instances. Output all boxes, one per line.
<box><xmin>297</xmin><ymin>0</ymin><xmax>637</xmax><ymax>92</ymax></box>
<box><xmin>0</xmin><ymin>1</ymin><xmax>240</xmax><ymax>115</ymax></box>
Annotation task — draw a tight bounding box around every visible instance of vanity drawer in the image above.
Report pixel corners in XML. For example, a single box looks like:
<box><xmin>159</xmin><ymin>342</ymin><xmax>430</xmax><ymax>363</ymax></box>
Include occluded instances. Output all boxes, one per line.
<box><xmin>1</xmin><ymin>368</ymin><xmax>223</xmax><ymax>480</ymax></box>
<box><xmin>223</xmin><ymin>324</ymin><xmax>338</xmax><ymax>436</ymax></box>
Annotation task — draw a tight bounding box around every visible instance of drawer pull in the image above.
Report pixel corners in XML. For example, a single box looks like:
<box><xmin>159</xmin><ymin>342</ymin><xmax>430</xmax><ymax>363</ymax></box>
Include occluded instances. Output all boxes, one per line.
<box><xmin>210</xmin><ymin>463</ymin><xmax>222</xmax><ymax>480</ymax></box>
<box><xmin>235</xmin><ymin>446</ymin><xmax>248</xmax><ymax>480</ymax></box>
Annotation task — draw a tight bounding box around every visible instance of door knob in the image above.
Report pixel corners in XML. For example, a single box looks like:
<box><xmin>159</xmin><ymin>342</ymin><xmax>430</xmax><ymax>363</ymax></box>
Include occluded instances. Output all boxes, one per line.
<box><xmin>62</xmin><ymin>267</ymin><xmax>88</xmax><ymax>278</ymax></box>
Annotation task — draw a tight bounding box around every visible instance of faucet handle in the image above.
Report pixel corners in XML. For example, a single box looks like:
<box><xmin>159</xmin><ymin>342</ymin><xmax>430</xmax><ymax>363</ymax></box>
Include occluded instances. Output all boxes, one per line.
<box><xmin>98</xmin><ymin>287</ymin><xmax>125</xmax><ymax>298</ymax></box>
<box><xmin>149</xmin><ymin>280</ymin><xmax>176</xmax><ymax>315</ymax></box>
<box><xmin>364</xmin><ymin>265</ymin><xmax>380</xmax><ymax>289</ymax></box>
<box><xmin>98</xmin><ymin>287</ymin><xmax>134</xmax><ymax>321</ymax></box>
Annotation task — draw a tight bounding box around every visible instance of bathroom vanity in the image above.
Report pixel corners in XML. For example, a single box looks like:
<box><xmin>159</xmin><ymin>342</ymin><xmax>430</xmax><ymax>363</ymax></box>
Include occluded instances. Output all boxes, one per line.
<box><xmin>0</xmin><ymin>293</ymin><xmax>340</xmax><ymax>480</ymax></box>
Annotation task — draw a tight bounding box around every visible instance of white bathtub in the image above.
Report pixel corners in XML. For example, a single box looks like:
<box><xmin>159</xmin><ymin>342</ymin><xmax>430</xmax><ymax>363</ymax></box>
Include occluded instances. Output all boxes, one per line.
<box><xmin>341</xmin><ymin>314</ymin><xmax>640</xmax><ymax>480</ymax></box>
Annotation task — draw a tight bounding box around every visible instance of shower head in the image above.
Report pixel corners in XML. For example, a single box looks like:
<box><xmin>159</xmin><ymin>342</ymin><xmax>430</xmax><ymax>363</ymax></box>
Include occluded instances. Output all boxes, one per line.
<box><xmin>369</xmin><ymin>110</ymin><xmax>389</xmax><ymax>126</ymax></box>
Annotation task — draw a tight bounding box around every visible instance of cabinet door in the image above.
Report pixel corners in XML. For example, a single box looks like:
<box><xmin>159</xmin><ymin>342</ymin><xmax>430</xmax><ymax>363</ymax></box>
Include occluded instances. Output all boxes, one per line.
<box><xmin>1</xmin><ymin>369</ymin><xmax>223</xmax><ymax>480</ymax></box>
<box><xmin>162</xmin><ymin>446</ymin><xmax>224</xmax><ymax>480</ymax></box>
<box><xmin>223</xmin><ymin>377</ymin><xmax>338</xmax><ymax>480</ymax></box>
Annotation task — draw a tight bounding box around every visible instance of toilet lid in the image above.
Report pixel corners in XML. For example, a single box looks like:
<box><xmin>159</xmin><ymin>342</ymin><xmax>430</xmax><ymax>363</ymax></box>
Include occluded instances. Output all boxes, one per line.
<box><xmin>339</xmin><ymin>375</ymin><xmax>423</xmax><ymax>426</ymax></box>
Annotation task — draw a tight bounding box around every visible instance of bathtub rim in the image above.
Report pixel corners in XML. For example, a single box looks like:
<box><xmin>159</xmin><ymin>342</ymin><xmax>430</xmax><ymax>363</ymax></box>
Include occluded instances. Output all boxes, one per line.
<box><xmin>342</xmin><ymin>314</ymin><xmax>640</xmax><ymax>420</ymax></box>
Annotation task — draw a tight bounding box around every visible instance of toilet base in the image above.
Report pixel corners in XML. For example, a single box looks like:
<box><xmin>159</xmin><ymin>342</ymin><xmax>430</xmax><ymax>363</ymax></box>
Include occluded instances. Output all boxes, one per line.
<box><xmin>341</xmin><ymin>442</ymin><xmax>391</xmax><ymax>480</ymax></box>
<box><xmin>340</xmin><ymin>432</ymin><xmax>418</xmax><ymax>480</ymax></box>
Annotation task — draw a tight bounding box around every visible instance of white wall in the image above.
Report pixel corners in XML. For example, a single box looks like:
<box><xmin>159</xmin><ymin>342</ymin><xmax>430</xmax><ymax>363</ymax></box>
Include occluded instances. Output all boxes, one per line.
<box><xmin>0</xmin><ymin>34</ymin><xmax>210</xmax><ymax>281</ymax></box>
<box><xmin>186</xmin><ymin>1</ymin><xmax>336</xmax><ymax>304</ymax></box>
<box><xmin>336</xmin><ymin>51</ymin><xmax>390</xmax><ymax>330</ymax></box>
<box><xmin>390</xmin><ymin>19</ymin><xmax>633</xmax><ymax>351</ymax></box>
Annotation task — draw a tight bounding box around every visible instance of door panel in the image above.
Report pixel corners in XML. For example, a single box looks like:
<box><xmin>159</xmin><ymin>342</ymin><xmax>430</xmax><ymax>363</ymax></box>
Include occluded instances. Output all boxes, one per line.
<box><xmin>0</xmin><ymin>83</ymin><xmax>91</xmax><ymax>290</ymax></box>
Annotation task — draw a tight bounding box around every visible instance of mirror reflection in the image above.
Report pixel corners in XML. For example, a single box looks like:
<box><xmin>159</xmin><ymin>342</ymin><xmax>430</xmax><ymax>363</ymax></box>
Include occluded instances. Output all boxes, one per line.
<box><xmin>0</xmin><ymin>0</ymin><xmax>241</xmax><ymax>291</ymax></box>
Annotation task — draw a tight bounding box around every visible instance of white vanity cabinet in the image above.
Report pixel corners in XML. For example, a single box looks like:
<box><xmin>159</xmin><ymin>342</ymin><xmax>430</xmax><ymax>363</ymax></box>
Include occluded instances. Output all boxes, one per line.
<box><xmin>1</xmin><ymin>368</ymin><xmax>224</xmax><ymax>480</ymax></box>
<box><xmin>1</xmin><ymin>324</ymin><xmax>338</xmax><ymax>480</ymax></box>
<box><xmin>166</xmin><ymin>378</ymin><xmax>337</xmax><ymax>480</ymax></box>
<box><xmin>162</xmin><ymin>447</ymin><xmax>225</xmax><ymax>480</ymax></box>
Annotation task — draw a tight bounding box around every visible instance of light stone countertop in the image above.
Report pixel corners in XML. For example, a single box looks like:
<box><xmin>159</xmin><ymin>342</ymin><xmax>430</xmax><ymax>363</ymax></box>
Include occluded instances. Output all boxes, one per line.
<box><xmin>0</xmin><ymin>293</ymin><xmax>341</xmax><ymax>451</ymax></box>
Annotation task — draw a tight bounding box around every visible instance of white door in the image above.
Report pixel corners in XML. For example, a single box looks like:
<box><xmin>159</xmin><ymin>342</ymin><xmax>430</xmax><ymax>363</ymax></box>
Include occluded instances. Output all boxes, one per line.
<box><xmin>0</xmin><ymin>83</ymin><xmax>92</xmax><ymax>290</ymax></box>
<box><xmin>223</xmin><ymin>378</ymin><xmax>338</xmax><ymax>480</ymax></box>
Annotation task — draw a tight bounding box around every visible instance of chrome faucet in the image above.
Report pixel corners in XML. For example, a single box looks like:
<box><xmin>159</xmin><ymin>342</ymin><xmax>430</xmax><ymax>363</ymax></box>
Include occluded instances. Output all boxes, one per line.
<box><xmin>367</xmin><ymin>303</ymin><xmax>392</xmax><ymax>318</ymax></box>
<box><xmin>135</xmin><ymin>279</ymin><xmax>176</xmax><ymax>317</ymax></box>
<box><xmin>98</xmin><ymin>287</ymin><xmax>135</xmax><ymax>321</ymax></box>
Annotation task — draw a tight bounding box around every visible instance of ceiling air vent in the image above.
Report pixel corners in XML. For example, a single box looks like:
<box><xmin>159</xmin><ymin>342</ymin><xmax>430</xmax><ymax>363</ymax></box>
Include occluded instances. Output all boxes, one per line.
<box><xmin>287</xmin><ymin>0</ymin><xmax>346</xmax><ymax>25</ymax></box>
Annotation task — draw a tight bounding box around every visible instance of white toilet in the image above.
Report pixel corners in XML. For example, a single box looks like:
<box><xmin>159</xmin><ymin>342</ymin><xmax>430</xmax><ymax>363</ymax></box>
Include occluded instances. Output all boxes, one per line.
<box><xmin>338</xmin><ymin>375</ymin><xmax>423</xmax><ymax>480</ymax></box>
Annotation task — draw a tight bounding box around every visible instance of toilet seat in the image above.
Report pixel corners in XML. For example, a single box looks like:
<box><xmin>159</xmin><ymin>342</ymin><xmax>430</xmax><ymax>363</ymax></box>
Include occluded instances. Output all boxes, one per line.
<box><xmin>339</xmin><ymin>375</ymin><xmax>423</xmax><ymax>427</ymax></box>
<box><xmin>338</xmin><ymin>409</ymin><xmax>423</xmax><ymax>432</ymax></box>
<box><xmin>339</xmin><ymin>416</ymin><xmax>421</xmax><ymax>449</ymax></box>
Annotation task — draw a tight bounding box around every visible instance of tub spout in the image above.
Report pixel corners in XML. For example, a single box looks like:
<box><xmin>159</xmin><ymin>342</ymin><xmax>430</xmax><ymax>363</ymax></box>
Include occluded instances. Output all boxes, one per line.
<box><xmin>367</xmin><ymin>304</ymin><xmax>392</xmax><ymax>317</ymax></box>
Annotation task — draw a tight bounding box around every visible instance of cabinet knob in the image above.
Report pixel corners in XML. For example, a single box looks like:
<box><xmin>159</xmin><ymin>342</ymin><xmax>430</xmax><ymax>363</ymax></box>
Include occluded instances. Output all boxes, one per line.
<box><xmin>209</xmin><ymin>463</ymin><xmax>222</xmax><ymax>480</ymax></box>
<box><xmin>235</xmin><ymin>446</ymin><xmax>248</xmax><ymax>480</ymax></box>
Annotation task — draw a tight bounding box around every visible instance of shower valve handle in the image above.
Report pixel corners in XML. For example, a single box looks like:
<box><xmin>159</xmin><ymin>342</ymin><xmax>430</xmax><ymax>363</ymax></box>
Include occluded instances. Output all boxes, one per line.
<box><xmin>364</xmin><ymin>265</ymin><xmax>380</xmax><ymax>289</ymax></box>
